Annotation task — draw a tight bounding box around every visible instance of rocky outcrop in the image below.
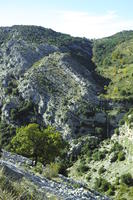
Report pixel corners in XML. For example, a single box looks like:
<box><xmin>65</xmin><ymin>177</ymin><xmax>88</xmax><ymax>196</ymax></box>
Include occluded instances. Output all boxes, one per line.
<box><xmin>0</xmin><ymin>25</ymin><xmax>105</xmax><ymax>139</ymax></box>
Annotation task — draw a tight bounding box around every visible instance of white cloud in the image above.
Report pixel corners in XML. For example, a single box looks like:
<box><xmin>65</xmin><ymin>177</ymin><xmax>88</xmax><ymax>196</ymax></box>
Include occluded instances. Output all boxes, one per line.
<box><xmin>49</xmin><ymin>10</ymin><xmax>133</xmax><ymax>38</ymax></box>
<box><xmin>0</xmin><ymin>8</ymin><xmax>133</xmax><ymax>38</ymax></box>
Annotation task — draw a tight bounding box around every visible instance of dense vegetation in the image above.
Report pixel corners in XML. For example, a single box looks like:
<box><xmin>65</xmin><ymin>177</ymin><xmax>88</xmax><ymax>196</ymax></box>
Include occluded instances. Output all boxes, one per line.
<box><xmin>11</xmin><ymin>123</ymin><xmax>67</xmax><ymax>166</ymax></box>
<box><xmin>93</xmin><ymin>30</ymin><xmax>133</xmax><ymax>101</ymax></box>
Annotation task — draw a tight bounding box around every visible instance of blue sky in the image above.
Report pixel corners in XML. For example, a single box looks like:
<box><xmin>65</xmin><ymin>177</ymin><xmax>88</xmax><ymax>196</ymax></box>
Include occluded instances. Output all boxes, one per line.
<box><xmin>0</xmin><ymin>0</ymin><xmax>133</xmax><ymax>38</ymax></box>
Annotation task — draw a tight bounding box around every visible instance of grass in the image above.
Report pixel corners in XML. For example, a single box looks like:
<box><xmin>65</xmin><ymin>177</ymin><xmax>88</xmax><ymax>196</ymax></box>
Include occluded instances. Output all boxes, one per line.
<box><xmin>0</xmin><ymin>167</ymin><xmax>58</xmax><ymax>200</ymax></box>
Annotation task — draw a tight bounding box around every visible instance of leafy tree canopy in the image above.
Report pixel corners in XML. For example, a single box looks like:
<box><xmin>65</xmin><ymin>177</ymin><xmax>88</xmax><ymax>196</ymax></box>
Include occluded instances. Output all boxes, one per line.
<box><xmin>11</xmin><ymin>123</ymin><xmax>67</xmax><ymax>165</ymax></box>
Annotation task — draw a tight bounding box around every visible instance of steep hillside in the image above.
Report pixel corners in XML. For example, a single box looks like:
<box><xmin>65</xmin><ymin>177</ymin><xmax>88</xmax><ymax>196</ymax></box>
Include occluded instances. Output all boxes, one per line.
<box><xmin>1</xmin><ymin>26</ymin><xmax>133</xmax><ymax>199</ymax></box>
<box><xmin>68</xmin><ymin>30</ymin><xmax>133</xmax><ymax>199</ymax></box>
<box><xmin>0</xmin><ymin>25</ymin><xmax>107</xmax><ymax>146</ymax></box>
<box><xmin>93</xmin><ymin>30</ymin><xmax>133</xmax><ymax>101</ymax></box>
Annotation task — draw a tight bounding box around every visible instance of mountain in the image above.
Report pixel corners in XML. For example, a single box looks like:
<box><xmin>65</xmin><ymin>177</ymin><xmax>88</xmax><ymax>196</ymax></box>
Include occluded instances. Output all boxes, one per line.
<box><xmin>93</xmin><ymin>30</ymin><xmax>133</xmax><ymax>101</ymax></box>
<box><xmin>0</xmin><ymin>25</ymin><xmax>107</xmax><ymax>145</ymax></box>
<box><xmin>0</xmin><ymin>25</ymin><xmax>133</xmax><ymax>199</ymax></box>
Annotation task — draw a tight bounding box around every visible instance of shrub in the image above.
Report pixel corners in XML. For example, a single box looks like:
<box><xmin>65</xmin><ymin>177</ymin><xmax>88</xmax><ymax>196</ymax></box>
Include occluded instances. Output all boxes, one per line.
<box><xmin>93</xmin><ymin>150</ymin><xmax>106</xmax><ymax>161</ymax></box>
<box><xmin>58</xmin><ymin>160</ymin><xmax>69</xmax><ymax>176</ymax></box>
<box><xmin>119</xmin><ymin>119</ymin><xmax>125</xmax><ymax>126</ymax></box>
<box><xmin>121</xmin><ymin>173</ymin><xmax>133</xmax><ymax>186</ymax></box>
<box><xmin>12</xmin><ymin>88</ymin><xmax>19</xmax><ymax>96</ymax></box>
<box><xmin>44</xmin><ymin>162</ymin><xmax>60</xmax><ymax>179</ymax></box>
<box><xmin>110</xmin><ymin>152</ymin><xmax>118</xmax><ymax>163</ymax></box>
<box><xmin>73</xmin><ymin>183</ymin><xmax>81</xmax><ymax>189</ymax></box>
<box><xmin>95</xmin><ymin>127</ymin><xmax>103</xmax><ymax>135</ymax></box>
<box><xmin>110</xmin><ymin>142</ymin><xmax>123</xmax><ymax>153</ymax></box>
<box><xmin>86</xmin><ymin>174</ymin><xmax>91</xmax><ymax>181</ymax></box>
<box><xmin>98</xmin><ymin>166</ymin><xmax>106</xmax><ymax>175</ymax></box>
<box><xmin>81</xmin><ymin>138</ymin><xmax>99</xmax><ymax>154</ymax></box>
<box><xmin>10</xmin><ymin>100</ymin><xmax>38</xmax><ymax>124</ymax></box>
<box><xmin>115</xmin><ymin>177</ymin><xmax>120</xmax><ymax>185</ymax></box>
<box><xmin>0</xmin><ymin>121</ymin><xmax>16</xmax><ymax>148</ymax></box>
<box><xmin>92</xmin><ymin>151</ymin><xmax>99</xmax><ymax>161</ymax></box>
<box><xmin>77</xmin><ymin>162</ymin><xmax>89</xmax><ymax>173</ymax></box>
<box><xmin>94</xmin><ymin>178</ymin><xmax>112</xmax><ymax>192</ymax></box>
<box><xmin>33</xmin><ymin>162</ymin><xmax>43</xmax><ymax>174</ymax></box>
<box><xmin>106</xmin><ymin>186</ymin><xmax>115</xmax><ymax>196</ymax></box>
<box><xmin>115</xmin><ymin>128</ymin><xmax>119</xmax><ymax>135</ymax></box>
<box><xmin>118</xmin><ymin>151</ymin><xmax>125</xmax><ymax>161</ymax></box>
<box><xmin>4</xmin><ymin>87</ymin><xmax>12</xmax><ymax>95</ymax></box>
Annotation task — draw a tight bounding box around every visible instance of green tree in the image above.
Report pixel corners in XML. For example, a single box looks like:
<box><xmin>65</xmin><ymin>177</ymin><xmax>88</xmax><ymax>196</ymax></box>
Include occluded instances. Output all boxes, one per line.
<box><xmin>11</xmin><ymin>123</ymin><xmax>66</xmax><ymax>166</ymax></box>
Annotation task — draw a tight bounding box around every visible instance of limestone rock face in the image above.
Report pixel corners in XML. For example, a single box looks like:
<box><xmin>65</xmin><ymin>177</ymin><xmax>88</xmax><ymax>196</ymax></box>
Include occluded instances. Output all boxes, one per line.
<box><xmin>0</xmin><ymin>25</ymin><xmax>104</xmax><ymax>139</ymax></box>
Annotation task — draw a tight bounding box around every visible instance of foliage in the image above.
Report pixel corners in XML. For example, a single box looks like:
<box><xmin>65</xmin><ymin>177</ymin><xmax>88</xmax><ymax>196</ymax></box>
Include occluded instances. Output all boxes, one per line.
<box><xmin>114</xmin><ymin>128</ymin><xmax>119</xmax><ymax>135</ymax></box>
<box><xmin>92</xmin><ymin>150</ymin><xmax>106</xmax><ymax>161</ymax></box>
<box><xmin>57</xmin><ymin>158</ymin><xmax>71</xmax><ymax>176</ymax></box>
<box><xmin>77</xmin><ymin>162</ymin><xmax>89</xmax><ymax>173</ymax></box>
<box><xmin>0</xmin><ymin>121</ymin><xmax>16</xmax><ymax>148</ymax></box>
<box><xmin>115</xmin><ymin>184</ymin><xmax>133</xmax><ymax>200</ymax></box>
<box><xmin>33</xmin><ymin>162</ymin><xmax>43</xmax><ymax>174</ymax></box>
<box><xmin>4</xmin><ymin>78</ymin><xmax>18</xmax><ymax>96</ymax></box>
<box><xmin>118</xmin><ymin>151</ymin><xmax>125</xmax><ymax>161</ymax></box>
<box><xmin>98</xmin><ymin>166</ymin><xmax>106</xmax><ymax>175</ymax></box>
<box><xmin>86</xmin><ymin>174</ymin><xmax>91</xmax><ymax>181</ymax></box>
<box><xmin>11</xmin><ymin>123</ymin><xmax>66</xmax><ymax>165</ymax></box>
<box><xmin>94</xmin><ymin>177</ymin><xmax>115</xmax><ymax>194</ymax></box>
<box><xmin>81</xmin><ymin>137</ymin><xmax>99</xmax><ymax>155</ymax></box>
<box><xmin>122</xmin><ymin>108</ymin><xmax>133</xmax><ymax>126</ymax></box>
<box><xmin>110</xmin><ymin>142</ymin><xmax>123</xmax><ymax>153</ymax></box>
<box><xmin>44</xmin><ymin>162</ymin><xmax>60</xmax><ymax>179</ymax></box>
<box><xmin>121</xmin><ymin>173</ymin><xmax>133</xmax><ymax>186</ymax></box>
<box><xmin>93</xmin><ymin>31</ymin><xmax>133</xmax><ymax>101</ymax></box>
<box><xmin>10</xmin><ymin>100</ymin><xmax>38</xmax><ymax>124</ymax></box>
<box><xmin>110</xmin><ymin>152</ymin><xmax>118</xmax><ymax>163</ymax></box>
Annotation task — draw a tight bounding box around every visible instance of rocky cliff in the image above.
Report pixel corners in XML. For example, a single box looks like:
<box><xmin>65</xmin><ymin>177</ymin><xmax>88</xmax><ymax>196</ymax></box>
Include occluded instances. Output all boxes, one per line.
<box><xmin>0</xmin><ymin>25</ymin><xmax>107</xmax><ymax>142</ymax></box>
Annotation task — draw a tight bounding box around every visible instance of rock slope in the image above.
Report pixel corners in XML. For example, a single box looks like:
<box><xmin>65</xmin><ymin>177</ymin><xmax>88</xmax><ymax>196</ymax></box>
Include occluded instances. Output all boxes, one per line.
<box><xmin>0</xmin><ymin>151</ymin><xmax>110</xmax><ymax>200</ymax></box>
<box><xmin>0</xmin><ymin>25</ymin><xmax>105</xmax><ymax>140</ymax></box>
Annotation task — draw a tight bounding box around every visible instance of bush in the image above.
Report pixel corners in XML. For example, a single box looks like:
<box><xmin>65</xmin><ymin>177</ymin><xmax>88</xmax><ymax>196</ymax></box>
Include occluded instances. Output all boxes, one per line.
<box><xmin>81</xmin><ymin>138</ymin><xmax>99</xmax><ymax>154</ymax></box>
<box><xmin>12</xmin><ymin>88</ymin><xmax>19</xmax><ymax>96</ymax></box>
<box><xmin>58</xmin><ymin>161</ymin><xmax>68</xmax><ymax>176</ymax></box>
<box><xmin>44</xmin><ymin>162</ymin><xmax>60</xmax><ymax>179</ymax></box>
<box><xmin>106</xmin><ymin>186</ymin><xmax>115</xmax><ymax>196</ymax></box>
<box><xmin>115</xmin><ymin>128</ymin><xmax>119</xmax><ymax>135</ymax></box>
<box><xmin>121</xmin><ymin>173</ymin><xmax>133</xmax><ymax>186</ymax></box>
<box><xmin>33</xmin><ymin>162</ymin><xmax>43</xmax><ymax>174</ymax></box>
<box><xmin>110</xmin><ymin>142</ymin><xmax>123</xmax><ymax>153</ymax></box>
<box><xmin>77</xmin><ymin>163</ymin><xmax>89</xmax><ymax>173</ymax></box>
<box><xmin>86</xmin><ymin>174</ymin><xmax>91</xmax><ymax>181</ymax></box>
<box><xmin>98</xmin><ymin>166</ymin><xmax>106</xmax><ymax>175</ymax></box>
<box><xmin>94</xmin><ymin>178</ymin><xmax>112</xmax><ymax>192</ymax></box>
<box><xmin>10</xmin><ymin>100</ymin><xmax>38</xmax><ymax>124</ymax></box>
<box><xmin>118</xmin><ymin>151</ymin><xmax>125</xmax><ymax>161</ymax></box>
<box><xmin>95</xmin><ymin>127</ymin><xmax>103</xmax><ymax>135</ymax></box>
<box><xmin>4</xmin><ymin>87</ymin><xmax>12</xmax><ymax>95</ymax></box>
<box><xmin>110</xmin><ymin>152</ymin><xmax>118</xmax><ymax>163</ymax></box>
<box><xmin>119</xmin><ymin>119</ymin><xmax>125</xmax><ymax>126</ymax></box>
<box><xmin>92</xmin><ymin>150</ymin><xmax>106</xmax><ymax>161</ymax></box>
<box><xmin>0</xmin><ymin>121</ymin><xmax>16</xmax><ymax>148</ymax></box>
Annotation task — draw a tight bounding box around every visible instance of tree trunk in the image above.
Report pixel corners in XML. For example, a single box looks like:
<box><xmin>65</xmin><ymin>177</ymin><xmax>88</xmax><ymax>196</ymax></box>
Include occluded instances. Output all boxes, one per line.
<box><xmin>34</xmin><ymin>154</ymin><xmax>38</xmax><ymax>166</ymax></box>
